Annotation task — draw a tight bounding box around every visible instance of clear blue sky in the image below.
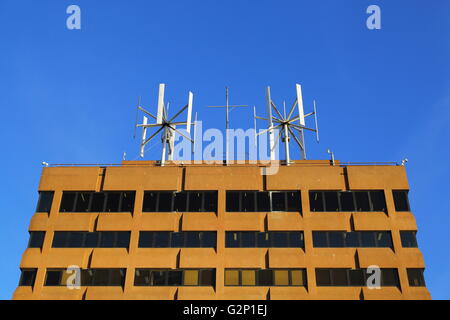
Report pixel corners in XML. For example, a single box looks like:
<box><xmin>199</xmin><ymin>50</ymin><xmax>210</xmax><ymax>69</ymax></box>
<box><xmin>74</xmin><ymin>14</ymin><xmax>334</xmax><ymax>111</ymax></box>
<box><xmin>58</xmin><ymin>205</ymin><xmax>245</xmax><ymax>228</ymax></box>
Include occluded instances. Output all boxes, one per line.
<box><xmin>0</xmin><ymin>0</ymin><xmax>449</xmax><ymax>299</ymax></box>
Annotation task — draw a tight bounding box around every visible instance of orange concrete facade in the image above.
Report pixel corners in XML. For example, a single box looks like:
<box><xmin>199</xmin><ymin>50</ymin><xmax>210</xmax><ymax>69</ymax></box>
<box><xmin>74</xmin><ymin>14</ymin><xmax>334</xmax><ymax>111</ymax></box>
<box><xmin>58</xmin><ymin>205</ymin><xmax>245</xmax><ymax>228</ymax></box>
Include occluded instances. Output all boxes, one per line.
<box><xmin>13</xmin><ymin>160</ymin><xmax>431</xmax><ymax>300</ymax></box>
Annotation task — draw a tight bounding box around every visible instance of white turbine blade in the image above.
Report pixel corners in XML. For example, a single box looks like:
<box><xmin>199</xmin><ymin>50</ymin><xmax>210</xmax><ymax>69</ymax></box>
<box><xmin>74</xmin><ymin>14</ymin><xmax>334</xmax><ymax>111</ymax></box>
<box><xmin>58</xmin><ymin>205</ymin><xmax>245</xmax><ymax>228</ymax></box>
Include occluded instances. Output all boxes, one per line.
<box><xmin>169</xmin><ymin>125</ymin><xmax>176</xmax><ymax>161</ymax></box>
<box><xmin>296</xmin><ymin>84</ymin><xmax>306</xmax><ymax>126</ymax></box>
<box><xmin>186</xmin><ymin>91</ymin><xmax>193</xmax><ymax>134</ymax></box>
<box><xmin>266</xmin><ymin>86</ymin><xmax>275</xmax><ymax>160</ymax></box>
<box><xmin>157</xmin><ymin>83</ymin><xmax>165</xmax><ymax>124</ymax></box>
<box><xmin>253</xmin><ymin>106</ymin><xmax>257</xmax><ymax>147</ymax></box>
<box><xmin>314</xmin><ymin>100</ymin><xmax>320</xmax><ymax>142</ymax></box>
<box><xmin>140</xmin><ymin>116</ymin><xmax>148</xmax><ymax>157</ymax></box>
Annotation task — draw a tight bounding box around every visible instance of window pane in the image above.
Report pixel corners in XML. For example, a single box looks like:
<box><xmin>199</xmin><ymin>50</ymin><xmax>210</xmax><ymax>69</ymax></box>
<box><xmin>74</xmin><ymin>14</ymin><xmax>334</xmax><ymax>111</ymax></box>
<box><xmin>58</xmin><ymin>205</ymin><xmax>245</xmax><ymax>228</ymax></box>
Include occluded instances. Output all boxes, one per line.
<box><xmin>75</xmin><ymin>192</ymin><xmax>91</xmax><ymax>212</ymax></box>
<box><xmin>185</xmin><ymin>232</ymin><xmax>201</xmax><ymax>248</ymax></box>
<box><xmin>328</xmin><ymin>232</ymin><xmax>345</xmax><ymax>248</ymax></box>
<box><xmin>360</xmin><ymin>232</ymin><xmax>376</xmax><ymax>248</ymax></box>
<box><xmin>407</xmin><ymin>269</ymin><xmax>425</xmax><ymax>287</ymax></box>
<box><xmin>355</xmin><ymin>192</ymin><xmax>371</xmax><ymax>211</ymax></box>
<box><xmin>291</xmin><ymin>270</ymin><xmax>305</xmax><ymax>286</ymax></box>
<box><xmin>375</xmin><ymin>231</ymin><xmax>392</xmax><ymax>248</ymax></box>
<box><xmin>316</xmin><ymin>269</ymin><xmax>331</xmax><ymax>286</ymax></box>
<box><xmin>274</xmin><ymin>270</ymin><xmax>289</xmax><ymax>286</ymax></box>
<box><xmin>85</xmin><ymin>232</ymin><xmax>99</xmax><ymax>247</ymax></box>
<box><xmin>37</xmin><ymin>191</ymin><xmax>54</xmax><ymax>213</ymax></box>
<box><xmin>288</xmin><ymin>232</ymin><xmax>304</xmax><ymax>248</ymax></box>
<box><xmin>105</xmin><ymin>193</ymin><xmax>121</xmax><ymax>212</ymax></box>
<box><xmin>272</xmin><ymin>232</ymin><xmax>289</xmax><ymax>247</ymax></box>
<box><xmin>225</xmin><ymin>270</ymin><xmax>239</xmax><ymax>286</ymax></box>
<box><xmin>28</xmin><ymin>231</ymin><xmax>45</xmax><ymax>248</ymax></box>
<box><xmin>167</xmin><ymin>271</ymin><xmax>183</xmax><ymax>285</ymax></box>
<box><xmin>138</xmin><ymin>232</ymin><xmax>153</xmax><ymax>248</ymax></box>
<box><xmin>256</xmin><ymin>232</ymin><xmax>270</xmax><ymax>248</ymax></box>
<box><xmin>81</xmin><ymin>270</ymin><xmax>94</xmax><ymax>286</ymax></box>
<box><xmin>324</xmin><ymin>192</ymin><xmax>339</xmax><ymax>211</ymax></box>
<box><xmin>134</xmin><ymin>269</ymin><xmax>151</xmax><ymax>286</ymax></box>
<box><xmin>19</xmin><ymin>269</ymin><xmax>37</xmax><ymax>286</ymax></box>
<box><xmin>370</xmin><ymin>191</ymin><xmax>386</xmax><ymax>211</ymax></box>
<box><xmin>99</xmin><ymin>232</ymin><xmax>115</xmax><ymax>248</ymax></box>
<box><xmin>67</xmin><ymin>232</ymin><xmax>84</xmax><ymax>248</ymax></box>
<box><xmin>171</xmin><ymin>232</ymin><xmax>184</xmax><ymax>248</ymax></box>
<box><xmin>339</xmin><ymin>192</ymin><xmax>355</xmax><ymax>211</ymax></box>
<box><xmin>52</xmin><ymin>232</ymin><xmax>68</xmax><ymax>248</ymax></box>
<box><xmin>344</xmin><ymin>232</ymin><xmax>360</xmax><ymax>247</ymax></box>
<box><xmin>271</xmin><ymin>192</ymin><xmax>286</xmax><ymax>211</ymax></box>
<box><xmin>348</xmin><ymin>269</ymin><xmax>365</xmax><ymax>286</ymax></box>
<box><xmin>312</xmin><ymin>232</ymin><xmax>328</xmax><ymax>248</ymax></box>
<box><xmin>393</xmin><ymin>190</ymin><xmax>410</xmax><ymax>211</ymax></box>
<box><xmin>257</xmin><ymin>192</ymin><xmax>270</xmax><ymax>211</ymax></box>
<box><xmin>381</xmin><ymin>269</ymin><xmax>399</xmax><ymax>287</ymax></box>
<box><xmin>45</xmin><ymin>270</ymin><xmax>62</xmax><ymax>286</ymax></box>
<box><xmin>309</xmin><ymin>192</ymin><xmax>324</xmax><ymax>212</ymax></box>
<box><xmin>332</xmin><ymin>269</ymin><xmax>349</xmax><ymax>286</ymax></box>
<box><xmin>92</xmin><ymin>270</ymin><xmax>110</xmax><ymax>286</ymax></box>
<box><xmin>242</xmin><ymin>191</ymin><xmax>255</xmax><ymax>212</ymax></box>
<box><xmin>199</xmin><ymin>270</ymin><xmax>215</xmax><ymax>286</ymax></box>
<box><xmin>241</xmin><ymin>270</ymin><xmax>256</xmax><ymax>286</ymax></box>
<box><xmin>188</xmin><ymin>192</ymin><xmax>202</xmax><ymax>212</ymax></box>
<box><xmin>257</xmin><ymin>270</ymin><xmax>273</xmax><ymax>286</ymax></box>
<box><xmin>153</xmin><ymin>232</ymin><xmax>170</xmax><ymax>248</ymax></box>
<box><xmin>400</xmin><ymin>231</ymin><xmax>418</xmax><ymax>248</ymax></box>
<box><xmin>116</xmin><ymin>232</ymin><xmax>130</xmax><ymax>248</ymax></box>
<box><xmin>60</xmin><ymin>192</ymin><xmax>76</xmax><ymax>212</ymax></box>
<box><xmin>174</xmin><ymin>192</ymin><xmax>187</xmax><ymax>212</ymax></box>
<box><xmin>183</xmin><ymin>270</ymin><xmax>199</xmax><ymax>286</ymax></box>
<box><xmin>143</xmin><ymin>192</ymin><xmax>157</xmax><ymax>212</ymax></box>
<box><xmin>151</xmin><ymin>270</ymin><xmax>167</xmax><ymax>285</ymax></box>
<box><xmin>91</xmin><ymin>193</ymin><xmax>105</xmax><ymax>212</ymax></box>
<box><xmin>204</xmin><ymin>192</ymin><xmax>218</xmax><ymax>212</ymax></box>
<box><xmin>287</xmin><ymin>191</ymin><xmax>301</xmax><ymax>211</ymax></box>
<box><xmin>226</xmin><ymin>232</ymin><xmax>239</xmax><ymax>248</ymax></box>
<box><xmin>226</xmin><ymin>192</ymin><xmax>240</xmax><ymax>211</ymax></box>
<box><xmin>241</xmin><ymin>232</ymin><xmax>256</xmax><ymax>248</ymax></box>
<box><xmin>201</xmin><ymin>232</ymin><xmax>216</xmax><ymax>248</ymax></box>
<box><xmin>158</xmin><ymin>192</ymin><xmax>173</xmax><ymax>212</ymax></box>
<box><xmin>120</xmin><ymin>192</ymin><xmax>135</xmax><ymax>212</ymax></box>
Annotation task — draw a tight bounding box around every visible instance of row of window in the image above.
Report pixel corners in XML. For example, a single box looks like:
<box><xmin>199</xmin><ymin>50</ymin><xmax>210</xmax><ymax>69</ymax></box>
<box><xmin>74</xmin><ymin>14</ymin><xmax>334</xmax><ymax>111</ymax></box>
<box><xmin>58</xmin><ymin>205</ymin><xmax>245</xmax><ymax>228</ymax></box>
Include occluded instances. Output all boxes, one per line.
<box><xmin>226</xmin><ymin>191</ymin><xmax>301</xmax><ymax>212</ymax></box>
<box><xmin>19</xmin><ymin>268</ymin><xmax>426</xmax><ymax>287</ymax></box>
<box><xmin>37</xmin><ymin>190</ymin><xmax>411</xmax><ymax>214</ymax></box>
<box><xmin>27</xmin><ymin>230</ymin><xmax>419</xmax><ymax>249</ymax></box>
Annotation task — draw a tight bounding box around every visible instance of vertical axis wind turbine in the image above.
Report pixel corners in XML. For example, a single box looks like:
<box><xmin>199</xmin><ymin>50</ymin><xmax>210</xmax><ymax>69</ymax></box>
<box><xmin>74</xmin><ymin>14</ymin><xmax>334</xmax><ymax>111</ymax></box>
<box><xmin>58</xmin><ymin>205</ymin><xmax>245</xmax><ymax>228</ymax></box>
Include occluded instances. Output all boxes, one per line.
<box><xmin>135</xmin><ymin>83</ymin><xmax>196</xmax><ymax>166</ymax></box>
<box><xmin>255</xmin><ymin>84</ymin><xmax>319</xmax><ymax>165</ymax></box>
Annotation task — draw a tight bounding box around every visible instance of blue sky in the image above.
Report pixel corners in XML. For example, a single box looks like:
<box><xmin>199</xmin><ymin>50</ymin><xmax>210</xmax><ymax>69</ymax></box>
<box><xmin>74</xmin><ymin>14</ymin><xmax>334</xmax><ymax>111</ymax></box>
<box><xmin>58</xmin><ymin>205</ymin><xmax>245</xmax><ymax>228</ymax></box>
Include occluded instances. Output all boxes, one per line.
<box><xmin>0</xmin><ymin>0</ymin><xmax>449</xmax><ymax>299</ymax></box>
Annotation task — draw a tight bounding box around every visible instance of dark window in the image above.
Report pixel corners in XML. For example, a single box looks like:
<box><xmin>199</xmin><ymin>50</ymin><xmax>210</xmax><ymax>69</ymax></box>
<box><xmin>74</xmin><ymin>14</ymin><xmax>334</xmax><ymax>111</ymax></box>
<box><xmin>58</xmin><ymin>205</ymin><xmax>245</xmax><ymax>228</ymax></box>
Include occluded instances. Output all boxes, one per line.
<box><xmin>271</xmin><ymin>192</ymin><xmax>286</xmax><ymax>211</ymax></box>
<box><xmin>143</xmin><ymin>192</ymin><xmax>157</xmax><ymax>212</ymax></box>
<box><xmin>272</xmin><ymin>232</ymin><xmax>289</xmax><ymax>248</ymax></box>
<box><xmin>120</xmin><ymin>192</ymin><xmax>135</xmax><ymax>212</ymax></box>
<box><xmin>360</xmin><ymin>232</ymin><xmax>376</xmax><ymax>248</ymax></box>
<box><xmin>199</xmin><ymin>270</ymin><xmax>215</xmax><ymax>286</ymax></box>
<box><xmin>91</xmin><ymin>193</ymin><xmax>105</xmax><ymax>212</ymax></box>
<box><xmin>329</xmin><ymin>232</ymin><xmax>345</xmax><ymax>247</ymax></box>
<box><xmin>151</xmin><ymin>270</ymin><xmax>167</xmax><ymax>285</ymax></box>
<box><xmin>174</xmin><ymin>192</ymin><xmax>187</xmax><ymax>212</ymax></box>
<box><xmin>167</xmin><ymin>270</ymin><xmax>183</xmax><ymax>285</ymax></box>
<box><xmin>256</xmin><ymin>232</ymin><xmax>270</xmax><ymax>248</ymax></box>
<box><xmin>45</xmin><ymin>270</ymin><xmax>62</xmax><ymax>286</ymax></box>
<box><xmin>310</xmin><ymin>191</ymin><xmax>324</xmax><ymax>212</ymax></box>
<box><xmin>139</xmin><ymin>231</ymin><xmax>154</xmax><ymax>248</ymax></box>
<box><xmin>85</xmin><ymin>232</ymin><xmax>100</xmax><ymax>247</ymax></box>
<box><xmin>370</xmin><ymin>191</ymin><xmax>386</xmax><ymax>211</ymax></box>
<box><xmin>75</xmin><ymin>192</ymin><xmax>91</xmax><ymax>212</ymax></box>
<box><xmin>400</xmin><ymin>231</ymin><xmax>418</xmax><ymax>248</ymax></box>
<box><xmin>344</xmin><ymin>232</ymin><xmax>360</xmax><ymax>247</ymax></box>
<box><xmin>134</xmin><ymin>269</ymin><xmax>151</xmax><ymax>286</ymax></box>
<box><xmin>158</xmin><ymin>192</ymin><xmax>173</xmax><ymax>212</ymax></box>
<box><xmin>324</xmin><ymin>192</ymin><xmax>339</xmax><ymax>211</ymax></box>
<box><xmin>242</xmin><ymin>191</ymin><xmax>255</xmax><ymax>212</ymax></box>
<box><xmin>60</xmin><ymin>192</ymin><xmax>76</xmax><ymax>212</ymax></box>
<box><xmin>188</xmin><ymin>192</ymin><xmax>202</xmax><ymax>212</ymax></box>
<box><xmin>52</xmin><ymin>232</ymin><xmax>69</xmax><ymax>248</ymax></box>
<box><xmin>185</xmin><ymin>232</ymin><xmax>201</xmax><ymax>248</ymax></box>
<box><xmin>105</xmin><ymin>193</ymin><xmax>121</xmax><ymax>212</ymax></box>
<box><xmin>153</xmin><ymin>232</ymin><xmax>170</xmax><ymax>248</ymax></box>
<box><xmin>407</xmin><ymin>269</ymin><xmax>426</xmax><ymax>287</ymax></box>
<box><xmin>51</xmin><ymin>231</ymin><xmax>129</xmax><ymax>248</ymax></box>
<box><xmin>348</xmin><ymin>269</ymin><xmax>365</xmax><ymax>286</ymax></box>
<box><xmin>381</xmin><ymin>269</ymin><xmax>400</xmax><ymax>287</ymax></box>
<box><xmin>289</xmin><ymin>232</ymin><xmax>304</xmax><ymax>248</ymax></box>
<box><xmin>355</xmin><ymin>192</ymin><xmax>371</xmax><ymax>211</ymax></box>
<box><xmin>89</xmin><ymin>269</ymin><xmax>125</xmax><ymax>286</ymax></box>
<box><xmin>313</xmin><ymin>232</ymin><xmax>328</xmax><ymax>247</ymax></box>
<box><xmin>316</xmin><ymin>269</ymin><xmax>332</xmax><ymax>286</ymax></box>
<box><xmin>339</xmin><ymin>192</ymin><xmax>355</xmax><ymax>211</ymax></box>
<box><xmin>81</xmin><ymin>270</ymin><xmax>94</xmax><ymax>286</ymax></box>
<box><xmin>257</xmin><ymin>270</ymin><xmax>273</xmax><ymax>286</ymax></box>
<box><xmin>19</xmin><ymin>269</ymin><xmax>37</xmax><ymax>286</ymax></box>
<box><xmin>204</xmin><ymin>192</ymin><xmax>218</xmax><ymax>212</ymax></box>
<box><xmin>116</xmin><ymin>232</ymin><xmax>130</xmax><ymax>248</ymax></box>
<box><xmin>375</xmin><ymin>231</ymin><xmax>392</xmax><ymax>248</ymax></box>
<box><xmin>201</xmin><ymin>232</ymin><xmax>216</xmax><ymax>248</ymax></box>
<box><xmin>257</xmin><ymin>192</ymin><xmax>271</xmax><ymax>211</ymax></box>
<box><xmin>67</xmin><ymin>232</ymin><xmax>84</xmax><ymax>248</ymax></box>
<box><xmin>99</xmin><ymin>232</ymin><xmax>115</xmax><ymax>248</ymax></box>
<box><xmin>135</xmin><ymin>269</ymin><xmax>215</xmax><ymax>286</ymax></box>
<box><xmin>36</xmin><ymin>191</ymin><xmax>54</xmax><ymax>213</ymax></box>
<box><xmin>286</xmin><ymin>191</ymin><xmax>301</xmax><ymax>211</ymax></box>
<box><xmin>171</xmin><ymin>232</ymin><xmax>184</xmax><ymax>248</ymax></box>
<box><xmin>226</xmin><ymin>191</ymin><xmax>240</xmax><ymax>211</ymax></box>
<box><xmin>241</xmin><ymin>232</ymin><xmax>256</xmax><ymax>248</ymax></box>
<box><xmin>28</xmin><ymin>231</ymin><xmax>45</xmax><ymax>248</ymax></box>
<box><xmin>393</xmin><ymin>190</ymin><xmax>410</xmax><ymax>211</ymax></box>
<box><xmin>332</xmin><ymin>269</ymin><xmax>349</xmax><ymax>286</ymax></box>
<box><xmin>226</xmin><ymin>232</ymin><xmax>239</xmax><ymax>248</ymax></box>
